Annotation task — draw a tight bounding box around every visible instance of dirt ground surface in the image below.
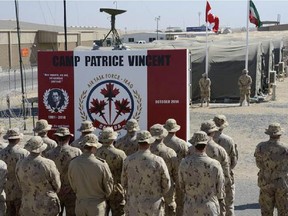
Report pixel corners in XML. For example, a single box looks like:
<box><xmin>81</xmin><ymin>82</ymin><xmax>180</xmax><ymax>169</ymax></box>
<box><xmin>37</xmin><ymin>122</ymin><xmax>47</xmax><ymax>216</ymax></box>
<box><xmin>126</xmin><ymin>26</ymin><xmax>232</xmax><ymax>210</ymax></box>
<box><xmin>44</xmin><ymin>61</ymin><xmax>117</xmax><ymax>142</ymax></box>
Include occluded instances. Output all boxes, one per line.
<box><xmin>190</xmin><ymin>79</ymin><xmax>288</xmax><ymax>215</ymax></box>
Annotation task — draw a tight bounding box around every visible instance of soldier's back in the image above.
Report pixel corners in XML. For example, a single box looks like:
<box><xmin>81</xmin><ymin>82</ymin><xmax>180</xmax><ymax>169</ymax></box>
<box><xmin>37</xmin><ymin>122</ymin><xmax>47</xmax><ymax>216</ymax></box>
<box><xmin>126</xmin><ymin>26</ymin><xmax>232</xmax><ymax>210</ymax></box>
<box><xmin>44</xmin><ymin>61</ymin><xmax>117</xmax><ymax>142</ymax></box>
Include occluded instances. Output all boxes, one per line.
<box><xmin>96</xmin><ymin>145</ymin><xmax>126</xmax><ymax>183</ymax></box>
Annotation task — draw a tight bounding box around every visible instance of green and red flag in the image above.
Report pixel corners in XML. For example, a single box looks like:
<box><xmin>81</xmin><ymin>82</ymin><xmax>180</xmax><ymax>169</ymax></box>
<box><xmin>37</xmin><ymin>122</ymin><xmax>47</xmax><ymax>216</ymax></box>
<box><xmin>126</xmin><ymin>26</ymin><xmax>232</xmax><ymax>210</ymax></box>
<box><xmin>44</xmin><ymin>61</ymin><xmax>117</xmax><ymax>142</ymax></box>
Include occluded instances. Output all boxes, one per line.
<box><xmin>249</xmin><ymin>0</ymin><xmax>262</xmax><ymax>27</ymax></box>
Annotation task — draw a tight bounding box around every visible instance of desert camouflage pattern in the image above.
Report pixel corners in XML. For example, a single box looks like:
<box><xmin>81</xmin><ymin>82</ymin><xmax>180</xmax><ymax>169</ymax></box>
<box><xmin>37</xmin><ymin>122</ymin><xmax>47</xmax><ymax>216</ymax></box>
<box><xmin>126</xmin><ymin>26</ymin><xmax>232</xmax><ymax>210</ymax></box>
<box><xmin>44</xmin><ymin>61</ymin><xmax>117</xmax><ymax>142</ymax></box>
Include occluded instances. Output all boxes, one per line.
<box><xmin>70</xmin><ymin>135</ymin><xmax>86</xmax><ymax>150</ymax></box>
<box><xmin>46</xmin><ymin>144</ymin><xmax>81</xmax><ymax>215</ymax></box>
<box><xmin>254</xmin><ymin>139</ymin><xmax>288</xmax><ymax>215</ymax></box>
<box><xmin>148</xmin><ymin>140</ymin><xmax>178</xmax><ymax>216</ymax></box>
<box><xmin>68</xmin><ymin>152</ymin><xmax>114</xmax><ymax>216</ymax></box>
<box><xmin>163</xmin><ymin>133</ymin><xmax>188</xmax><ymax>216</ymax></box>
<box><xmin>96</xmin><ymin>144</ymin><xmax>127</xmax><ymax>216</ymax></box>
<box><xmin>121</xmin><ymin>149</ymin><xmax>171</xmax><ymax>216</ymax></box>
<box><xmin>114</xmin><ymin>132</ymin><xmax>138</xmax><ymax>156</ymax></box>
<box><xmin>40</xmin><ymin>135</ymin><xmax>57</xmax><ymax>157</ymax></box>
<box><xmin>179</xmin><ymin>152</ymin><xmax>225</xmax><ymax>216</ymax></box>
<box><xmin>206</xmin><ymin>138</ymin><xmax>231</xmax><ymax>186</ymax></box>
<box><xmin>199</xmin><ymin>77</ymin><xmax>211</xmax><ymax>102</ymax></box>
<box><xmin>0</xmin><ymin>160</ymin><xmax>7</xmax><ymax>216</ymax></box>
<box><xmin>16</xmin><ymin>154</ymin><xmax>61</xmax><ymax>216</ymax></box>
<box><xmin>0</xmin><ymin>142</ymin><xmax>7</xmax><ymax>151</ymax></box>
<box><xmin>214</xmin><ymin>131</ymin><xmax>238</xmax><ymax>216</ymax></box>
<box><xmin>0</xmin><ymin>143</ymin><xmax>29</xmax><ymax>216</ymax></box>
<box><xmin>238</xmin><ymin>73</ymin><xmax>252</xmax><ymax>105</ymax></box>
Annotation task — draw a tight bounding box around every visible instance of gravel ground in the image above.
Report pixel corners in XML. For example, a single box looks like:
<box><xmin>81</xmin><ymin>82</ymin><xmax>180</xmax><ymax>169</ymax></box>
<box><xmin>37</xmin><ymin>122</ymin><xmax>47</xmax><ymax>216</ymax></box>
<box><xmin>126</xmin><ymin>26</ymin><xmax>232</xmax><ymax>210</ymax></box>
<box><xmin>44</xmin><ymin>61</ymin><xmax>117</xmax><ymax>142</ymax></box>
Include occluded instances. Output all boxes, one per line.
<box><xmin>189</xmin><ymin>80</ymin><xmax>288</xmax><ymax>215</ymax></box>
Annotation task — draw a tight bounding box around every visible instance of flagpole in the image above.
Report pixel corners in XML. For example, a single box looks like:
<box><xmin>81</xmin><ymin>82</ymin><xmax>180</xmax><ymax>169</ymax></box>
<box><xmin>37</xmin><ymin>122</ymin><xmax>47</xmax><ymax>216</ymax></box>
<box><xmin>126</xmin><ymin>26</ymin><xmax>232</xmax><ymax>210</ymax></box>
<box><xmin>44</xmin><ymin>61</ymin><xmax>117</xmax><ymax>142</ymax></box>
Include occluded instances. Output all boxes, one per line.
<box><xmin>205</xmin><ymin>0</ymin><xmax>209</xmax><ymax>76</ymax></box>
<box><xmin>245</xmin><ymin>0</ymin><xmax>249</xmax><ymax>70</ymax></box>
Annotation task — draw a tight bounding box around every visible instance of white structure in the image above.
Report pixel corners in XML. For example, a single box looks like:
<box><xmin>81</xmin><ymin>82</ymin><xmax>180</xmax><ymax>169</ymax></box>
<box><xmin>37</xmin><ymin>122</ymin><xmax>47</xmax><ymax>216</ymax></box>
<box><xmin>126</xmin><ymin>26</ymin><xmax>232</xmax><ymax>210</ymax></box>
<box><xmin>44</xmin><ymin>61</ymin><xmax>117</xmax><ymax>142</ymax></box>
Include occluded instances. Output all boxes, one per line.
<box><xmin>121</xmin><ymin>32</ymin><xmax>166</xmax><ymax>43</ymax></box>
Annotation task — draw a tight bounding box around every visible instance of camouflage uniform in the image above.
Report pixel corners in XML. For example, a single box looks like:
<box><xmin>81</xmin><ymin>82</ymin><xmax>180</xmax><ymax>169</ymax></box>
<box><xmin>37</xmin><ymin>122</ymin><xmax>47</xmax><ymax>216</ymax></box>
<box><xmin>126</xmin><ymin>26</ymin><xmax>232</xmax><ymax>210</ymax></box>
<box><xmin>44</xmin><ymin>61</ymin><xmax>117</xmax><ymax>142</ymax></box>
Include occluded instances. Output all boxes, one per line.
<box><xmin>16</xmin><ymin>136</ymin><xmax>61</xmax><ymax>216</ymax></box>
<box><xmin>254</xmin><ymin>123</ymin><xmax>288</xmax><ymax>215</ymax></box>
<box><xmin>68</xmin><ymin>151</ymin><xmax>114</xmax><ymax>216</ymax></box>
<box><xmin>180</xmin><ymin>131</ymin><xmax>225</xmax><ymax>216</ymax></box>
<box><xmin>46</xmin><ymin>127</ymin><xmax>82</xmax><ymax>216</ymax></box>
<box><xmin>33</xmin><ymin>119</ymin><xmax>57</xmax><ymax>157</ymax></box>
<box><xmin>179</xmin><ymin>152</ymin><xmax>225</xmax><ymax>216</ymax></box>
<box><xmin>163</xmin><ymin>118</ymin><xmax>189</xmax><ymax>216</ymax></box>
<box><xmin>0</xmin><ymin>128</ymin><xmax>29</xmax><ymax>216</ymax></box>
<box><xmin>121</xmin><ymin>130</ymin><xmax>171</xmax><ymax>216</ymax></box>
<box><xmin>200</xmin><ymin>121</ymin><xmax>232</xmax><ymax>216</ymax></box>
<box><xmin>114</xmin><ymin>119</ymin><xmax>140</xmax><ymax>156</ymax></box>
<box><xmin>71</xmin><ymin>120</ymin><xmax>95</xmax><ymax>150</ymax></box>
<box><xmin>199</xmin><ymin>73</ymin><xmax>211</xmax><ymax>107</ymax></box>
<box><xmin>96</xmin><ymin>127</ymin><xmax>126</xmax><ymax>216</ymax></box>
<box><xmin>0</xmin><ymin>160</ymin><xmax>7</xmax><ymax>216</ymax></box>
<box><xmin>238</xmin><ymin>69</ymin><xmax>252</xmax><ymax>106</ymax></box>
<box><xmin>214</xmin><ymin>115</ymin><xmax>238</xmax><ymax>216</ymax></box>
<box><xmin>150</xmin><ymin>124</ymin><xmax>178</xmax><ymax>216</ymax></box>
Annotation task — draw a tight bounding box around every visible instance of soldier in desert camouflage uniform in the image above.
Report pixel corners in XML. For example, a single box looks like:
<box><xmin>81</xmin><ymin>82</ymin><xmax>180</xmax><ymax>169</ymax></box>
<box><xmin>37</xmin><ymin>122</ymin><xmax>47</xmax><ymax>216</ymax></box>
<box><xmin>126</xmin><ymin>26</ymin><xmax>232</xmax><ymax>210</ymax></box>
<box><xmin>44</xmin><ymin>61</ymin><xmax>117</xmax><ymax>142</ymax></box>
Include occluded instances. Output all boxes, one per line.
<box><xmin>163</xmin><ymin>118</ymin><xmax>189</xmax><ymax>216</ymax></box>
<box><xmin>68</xmin><ymin>136</ymin><xmax>113</xmax><ymax>216</ymax></box>
<box><xmin>71</xmin><ymin>120</ymin><xmax>95</xmax><ymax>150</ymax></box>
<box><xmin>179</xmin><ymin>131</ymin><xmax>225</xmax><ymax>216</ymax></box>
<box><xmin>33</xmin><ymin>119</ymin><xmax>57</xmax><ymax>156</ymax></box>
<box><xmin>0</xmin><ymin>125</ymin><xmax>7</xmax><ymax>150</ymax></box>
<box><xmin>121</xmin><ymin>130</ymin><xmax>171</xmax><ymax>216</ymax></box>
<box><xmin>213</xmin><ymin>114</ymin><xmax>238</xmax><ymax>216</ymax></box>
<box><xmin>254</xmin><ymin>123</ymin><xmax>288</xmax><ymax>215</ymax></box>
<box><xmin>0</xmin><ymin>159</ymin><xmax>7</xmax><ymax>216</ymax></box>
<box><xmin>16</xmin><ymin>136</ymin><xmax>61</xmax><ymax>216</ymax></box>
<box><xmin>238</xmin><ymin>69</ymin><xmax>252</xmax><ymax>106</ymax></box>
<box><xmin>80</xmin><ymin>133</ymin><xmax>102</xmax><ymax>150</ymax></box>
<box><xmin>46</xmin><ymin>127</ymin><xmax>82</xmax><ymax>216</ymax></box>
<box><xmin>0</xmin><ymin>128</ymin><xmax>29</xmax><ymax>216</ymax></box>
<box><xmin>150</xmin><ymin>124</ymin><xmax>178</xmax><ymax>216</ymax></box>
<box><xmin>200</xmin><ymin>120</ymin><xmax>231</xmax><ymax>216</ymax></box>
<box><xmin>96</xmin><ymin>127</ymin><xmax>126</xmax><ymax>216</ymax></box>
<box><xmin>199</xmin><ymin>73</ymin><xmax>211</xmax><ymax>107</ymax></box>
<box><xmin>114</xmin><ymin>119</ymin><xmax>140</xmax><ymax>156</ymax></box>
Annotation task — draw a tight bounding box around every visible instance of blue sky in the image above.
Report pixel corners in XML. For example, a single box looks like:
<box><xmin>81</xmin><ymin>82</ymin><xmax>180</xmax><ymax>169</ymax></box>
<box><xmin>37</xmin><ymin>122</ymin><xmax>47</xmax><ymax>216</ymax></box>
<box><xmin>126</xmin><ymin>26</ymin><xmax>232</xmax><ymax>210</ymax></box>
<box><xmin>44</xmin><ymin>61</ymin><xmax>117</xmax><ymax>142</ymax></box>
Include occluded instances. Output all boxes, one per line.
<box><xmin>0</xmin><ymin>1</ymin><xmax>287</xmax><ymax>30</ymax></box>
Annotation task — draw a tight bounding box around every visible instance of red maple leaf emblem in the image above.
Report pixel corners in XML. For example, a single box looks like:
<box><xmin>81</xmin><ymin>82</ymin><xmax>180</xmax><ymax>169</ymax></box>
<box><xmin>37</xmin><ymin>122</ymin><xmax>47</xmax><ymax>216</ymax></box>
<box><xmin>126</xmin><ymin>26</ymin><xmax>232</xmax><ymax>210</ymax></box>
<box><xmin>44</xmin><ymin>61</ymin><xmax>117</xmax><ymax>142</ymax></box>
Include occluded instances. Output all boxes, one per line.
<box><xmin>101</xmin><ymin>83</ymin><xmax>120</xmax><ymax>100</ymax></box>
<box><xmin>89</xmin><ymin>99</ymin><xmax>108</xmax><ymax>124</ymax></box>
<box><xmin>112</xmin><ymin>99</ymin><xmax>131</xmax><ymax>124</ymax></box>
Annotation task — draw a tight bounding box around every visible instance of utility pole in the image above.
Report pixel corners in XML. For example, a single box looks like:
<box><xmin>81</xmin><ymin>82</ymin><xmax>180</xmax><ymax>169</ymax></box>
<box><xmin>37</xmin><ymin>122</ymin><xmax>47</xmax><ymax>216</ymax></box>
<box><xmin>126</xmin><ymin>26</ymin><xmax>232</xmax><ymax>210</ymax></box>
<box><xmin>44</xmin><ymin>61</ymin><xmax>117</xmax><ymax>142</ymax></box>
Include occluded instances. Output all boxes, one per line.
<box><xmin>155</xmin><ymin>16</ymin><xmax>160</xmax><ymax>40</ymax></box>
<box><xmin>64</xmin><ymin>0</ymin><xmax>67</xmax><ymax>50</ymax></box>
<box><xmin>14</xmin><ymin>0</ymin><xmax>26</xmax><ymax>130</ymax></box>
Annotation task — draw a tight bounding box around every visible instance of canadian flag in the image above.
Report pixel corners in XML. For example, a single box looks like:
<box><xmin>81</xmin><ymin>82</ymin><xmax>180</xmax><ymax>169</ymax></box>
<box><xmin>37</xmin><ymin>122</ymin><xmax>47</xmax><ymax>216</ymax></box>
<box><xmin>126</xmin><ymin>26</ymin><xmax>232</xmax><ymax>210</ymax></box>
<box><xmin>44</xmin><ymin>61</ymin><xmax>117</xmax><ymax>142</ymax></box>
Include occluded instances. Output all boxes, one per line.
<box><xmin>206</xmin><ymin>1</ymin><xmax>219</xmax><ymax>33</ymax></box>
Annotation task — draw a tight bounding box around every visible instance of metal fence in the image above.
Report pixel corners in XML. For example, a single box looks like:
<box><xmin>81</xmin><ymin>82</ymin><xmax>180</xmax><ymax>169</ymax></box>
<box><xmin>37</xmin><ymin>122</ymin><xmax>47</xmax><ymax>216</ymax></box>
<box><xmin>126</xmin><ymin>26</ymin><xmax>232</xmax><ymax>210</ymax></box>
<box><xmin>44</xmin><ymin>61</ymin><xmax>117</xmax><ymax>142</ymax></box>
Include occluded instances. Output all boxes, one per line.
<box><xmin>0</xmin><ymin>65</ymin><xmax>38</xmax><ymax>131</ymax></box>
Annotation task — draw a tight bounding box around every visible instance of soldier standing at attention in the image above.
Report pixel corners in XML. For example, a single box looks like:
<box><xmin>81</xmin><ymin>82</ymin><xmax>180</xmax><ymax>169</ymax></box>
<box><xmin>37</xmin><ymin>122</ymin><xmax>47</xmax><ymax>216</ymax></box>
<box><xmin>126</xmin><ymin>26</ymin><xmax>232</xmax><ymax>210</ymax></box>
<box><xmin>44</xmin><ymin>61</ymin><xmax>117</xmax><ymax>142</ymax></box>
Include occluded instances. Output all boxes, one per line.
<box><xmin>213</xmin><ymin>114</ymin><xmax>238</xmax><ymax>216</ymax></box>
<box><xmin>254</xmin><ymin>123</ymin><xmax>288</xmax><ymax>215</ymax></box>
<box><xmin>71</xmin><ymin>120</ymin><xmax>95</xmax><ymax>150</ymax></box>
<box><xmin>96</xmin><ymin>127</ymin><xmax>126</xmax><ymax>216</ymax></box>
<box><xmin>163</xmin><ymin>118</ymin><xmax>188</xmax><ymax>216</ymax></box>
<box><xmin>16</xmin><ymin>136</ymin><xmax>61</xmax><ymax>216</ymax></box>
<box><xmin>179</xmin><ymin>131</ymin><xmax>225</xmax><ymax>216</ymax></box>
<box><xmin>33</xmin><ymin>119</ymin><xmax>57</xmax><ymax>156</ymax></box>
<box><xmin>199</xmin><ymin>72</ymin><xmax>211</xmax><ymax>107</ymax></box>
<box><xmin>0</xmin><ymin>128</ymin><xmax>29</xmax><ymax>216</ymax></box>
<box><xmin>238</xmin><ymin>69</ymin><xmax>252</xmax><ymax>106</ymax></box>
<box><xmin>46</xmin><ymin>127</ymin><xmax>82</xmax><ymax>216</ymax></box>
<box><xmin>121</xmin><ymin>130</ymin><xmax>171</xmax><ymax>216</ymax></box>
<box><xmin>114</xmin><ymin>119</ymin><xmax>140</xmax><ymax>156</ymax></box>
<box><xmin>150</xmin><ymin>124</ymin><xmax>178</xmax><ymax>216</ymax></box>
<box><xmin>0</xmin><ymin>159</ymin><xmax>7</xmax><ymax>216</ymax></box>
<box><xmin>68</xmin><ymin>135</ymin><xmax>113</xmax><ymax>216</ymax></box>
<box><xmin>200</xmin><ymin>120</ymin><xmax>231</xmax><ymax>216</ymax></box>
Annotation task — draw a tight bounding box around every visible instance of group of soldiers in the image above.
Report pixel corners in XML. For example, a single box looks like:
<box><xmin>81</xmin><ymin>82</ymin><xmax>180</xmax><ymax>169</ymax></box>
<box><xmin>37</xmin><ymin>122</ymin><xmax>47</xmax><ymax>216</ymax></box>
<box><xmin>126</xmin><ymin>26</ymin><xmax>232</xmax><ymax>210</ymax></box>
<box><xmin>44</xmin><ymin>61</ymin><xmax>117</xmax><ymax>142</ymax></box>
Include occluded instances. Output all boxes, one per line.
<box><xmin>199</xmin><ymin>69</ymin><xmax>252</xmax><ymax>107</ymax></box>
<box><xmin>0</xmin><ymin>114</ymin><xmax>287</xmax><ymax>216</ymax></box>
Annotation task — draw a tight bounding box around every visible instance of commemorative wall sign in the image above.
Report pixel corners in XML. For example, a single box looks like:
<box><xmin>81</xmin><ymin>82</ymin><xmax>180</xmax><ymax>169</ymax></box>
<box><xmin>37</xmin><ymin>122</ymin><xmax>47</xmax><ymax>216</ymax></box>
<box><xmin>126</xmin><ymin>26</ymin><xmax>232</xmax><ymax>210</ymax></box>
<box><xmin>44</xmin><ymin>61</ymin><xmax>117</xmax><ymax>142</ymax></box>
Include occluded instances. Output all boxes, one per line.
<box><xmin>38</xmin><ymin>49</ymin><xmax>190</xmax><ymax>140</ymax></box>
